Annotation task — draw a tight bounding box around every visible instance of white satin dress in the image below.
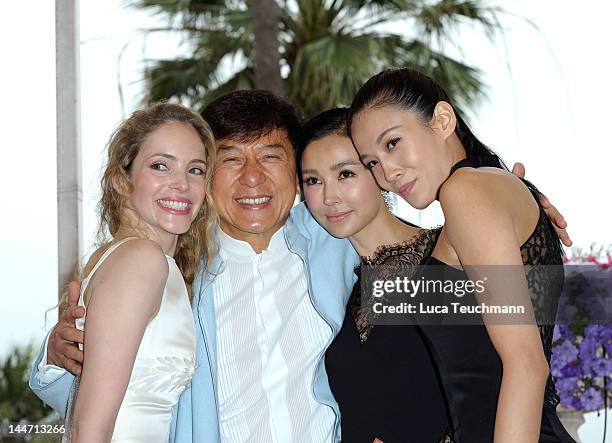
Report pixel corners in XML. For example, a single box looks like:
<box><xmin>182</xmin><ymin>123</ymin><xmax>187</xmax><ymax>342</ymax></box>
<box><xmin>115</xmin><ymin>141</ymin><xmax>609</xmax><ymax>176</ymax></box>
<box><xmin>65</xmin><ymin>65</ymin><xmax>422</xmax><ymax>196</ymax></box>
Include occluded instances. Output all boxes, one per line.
<box><xmin>71</xmin><ymin>237</ymin><xmax>196</xmax><ymax>442</ymax></box>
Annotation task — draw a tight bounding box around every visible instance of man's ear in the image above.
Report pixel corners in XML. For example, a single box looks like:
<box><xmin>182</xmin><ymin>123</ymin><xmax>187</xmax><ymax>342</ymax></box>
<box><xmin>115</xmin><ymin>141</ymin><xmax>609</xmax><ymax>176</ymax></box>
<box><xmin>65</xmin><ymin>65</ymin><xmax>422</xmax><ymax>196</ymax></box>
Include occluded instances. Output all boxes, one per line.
<box><xmin>431</xmin><ymin>101</ymin><xmax>457</xmax><ymax>140</ymax></box>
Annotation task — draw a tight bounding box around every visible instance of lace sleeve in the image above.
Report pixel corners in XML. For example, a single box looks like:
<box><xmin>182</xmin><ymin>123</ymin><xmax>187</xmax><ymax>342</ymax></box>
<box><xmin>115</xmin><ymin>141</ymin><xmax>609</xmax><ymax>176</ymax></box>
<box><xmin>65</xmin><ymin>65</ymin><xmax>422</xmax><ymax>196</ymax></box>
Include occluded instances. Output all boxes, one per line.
<box><xmin>349</xmin><ymin>228</ymin><xmax>441</xmax><ymax>342</ymax></box>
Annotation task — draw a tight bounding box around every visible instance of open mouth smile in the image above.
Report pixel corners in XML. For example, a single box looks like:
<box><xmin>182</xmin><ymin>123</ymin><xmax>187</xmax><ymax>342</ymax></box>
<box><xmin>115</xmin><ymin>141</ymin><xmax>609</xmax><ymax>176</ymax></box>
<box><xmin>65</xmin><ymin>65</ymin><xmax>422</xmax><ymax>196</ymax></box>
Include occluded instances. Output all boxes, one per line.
<box><xmin>236</xmin><ymin>196</ymin><xmax>272</xmax><ymax>205</ymax></box>
<box><xmin>235</xmin><ymin>196</ymin><xmax>272</xmax><ymax>209</ymax></box>
<box><xmin>157</xmin><ymin>198</ymin><xmax>192</xmax><ymax>214</ymax></box>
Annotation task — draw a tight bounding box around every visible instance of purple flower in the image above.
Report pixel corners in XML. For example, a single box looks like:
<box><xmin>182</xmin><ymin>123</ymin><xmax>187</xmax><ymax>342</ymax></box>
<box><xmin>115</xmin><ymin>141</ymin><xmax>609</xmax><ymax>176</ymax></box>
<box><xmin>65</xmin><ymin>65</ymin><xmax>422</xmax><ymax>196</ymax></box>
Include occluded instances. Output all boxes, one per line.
<box><xmin>559</xmin><ymin>392</ymin><xmax>582</xmax><ymax>410</ymax></box>
<box><xmin>553</xmin><ymin>340</ymin><xmax>578</xmax><ymax>362</ymax></box>
<box><xmin>561</xmin><ymin>363</ymin><xmax>581</xmax><ymax>378</ymax></box>
<box><xmin>551</xmin><ymin>357</ymin><xmax>564</xmax><ymax>377</ymax></box>
<box><xmin>585</xmin><ymin>325</ymin><xmax>605</xmax><ymax>340</ymax></box>
<box><xmin>605</xmin><ymin>340</ymin><xmax>612</xmax><ymax>357</ymax></box>
<box><xmin>553</xmin><ymin>340</ymin><xmax>579</xmax><ymax>365</ymax></box>
<box><xmin>580</xmin><ymin>387</ymin><xmax>605</xmax><ymax>411</ymax></box>
<box><xmin>555</xmin><ymin>377</ymin><xmax>579</xmax><ymax>395</ymax></box>
<box><xmin>557</xmin><ymin>325</ymin><xmax>577</xmax><ymax>340</ymax></box>
<box><xmin>591</xmin><ymin>358</ymin><xmax>612</xmax><ymax>377</ymax></box>
<box><xmin>581</xmin><ymin>358</ymin><xmax>594</xmax><ymax>375</ymax></box>
<box><xmin>579</xmin><ymin>336</ymin><xmax>599</xmax><ymax>360</ymax></box>
<box><xmin>599</xmin><ymin>326</ymin><xmax>612</xmax><ymax>341</ymax></box>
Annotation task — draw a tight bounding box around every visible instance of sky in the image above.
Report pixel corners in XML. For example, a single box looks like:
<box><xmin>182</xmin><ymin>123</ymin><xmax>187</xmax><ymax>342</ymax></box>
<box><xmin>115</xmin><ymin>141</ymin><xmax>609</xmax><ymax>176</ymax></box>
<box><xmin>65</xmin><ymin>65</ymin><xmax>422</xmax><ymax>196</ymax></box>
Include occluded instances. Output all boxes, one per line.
<box><xmin>0</xmin><ymin>0</ymin><xmax>610</xmax><ymax>437</ymax></box>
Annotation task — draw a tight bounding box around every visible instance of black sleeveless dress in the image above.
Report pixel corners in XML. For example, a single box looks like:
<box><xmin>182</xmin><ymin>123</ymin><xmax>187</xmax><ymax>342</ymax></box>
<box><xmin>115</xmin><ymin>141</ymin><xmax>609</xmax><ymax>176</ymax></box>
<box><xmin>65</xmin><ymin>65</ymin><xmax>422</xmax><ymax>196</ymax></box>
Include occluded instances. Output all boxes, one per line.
<box><xmin>325</xmin><ymin>227</ymin><xmax>453</xmax><ymax>442</ymax></box>
<box><xmin>420</xmin><ymin>160</ymin><xmax>575</xmax><ymax>442</ymax></box>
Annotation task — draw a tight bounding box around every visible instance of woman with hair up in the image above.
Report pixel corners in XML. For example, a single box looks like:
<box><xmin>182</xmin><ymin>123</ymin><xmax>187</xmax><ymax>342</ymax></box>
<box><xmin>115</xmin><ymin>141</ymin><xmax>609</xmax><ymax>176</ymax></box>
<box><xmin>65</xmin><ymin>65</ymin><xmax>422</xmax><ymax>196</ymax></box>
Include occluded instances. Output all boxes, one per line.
<box><xmin>63</xmin><ymin>102</ymin><xmax>217</xmax><ymax>442</ymax></box>
<box><xmin>344</xmin><ymin>68</ymin><xmax>574</xmax><ymax>442</ymax></box>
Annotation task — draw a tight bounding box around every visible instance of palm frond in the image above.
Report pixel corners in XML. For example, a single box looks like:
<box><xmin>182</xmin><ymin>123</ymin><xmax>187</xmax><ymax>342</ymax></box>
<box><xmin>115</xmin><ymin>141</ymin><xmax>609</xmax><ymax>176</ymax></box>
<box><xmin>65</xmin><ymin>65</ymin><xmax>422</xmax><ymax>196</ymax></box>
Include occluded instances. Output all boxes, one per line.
<box><xmin>390</xmin><ymin>38</ymin><xmax>487</xmax><ymax>118</ymax></box>
<box><xmin>413</xmin><ymin>0</ymin><xmax>501</xmax><ymax>43</ymax></box>
<box><xmin>128</xmin><ymin>0</ymin><xmax>502</xmax><ymax>116</ymax></box>
<box><xmin>196</xmin><ymin>67</ymin><xmax>257</xmax><ymax>110</ymax></box>
<box><xmin>288</xmin><ymin>33</ymin><xmax>386</xmax><ymax>116</ymax></box>
<box><xmin>127</xmin><ymin>0</ymin><xmax>230</xmax><ymax>20</ymax></box>
<box><xmin>145</xmin><ymin>57</ymin><xmax>218</xmax><ymax>105</ymax></box>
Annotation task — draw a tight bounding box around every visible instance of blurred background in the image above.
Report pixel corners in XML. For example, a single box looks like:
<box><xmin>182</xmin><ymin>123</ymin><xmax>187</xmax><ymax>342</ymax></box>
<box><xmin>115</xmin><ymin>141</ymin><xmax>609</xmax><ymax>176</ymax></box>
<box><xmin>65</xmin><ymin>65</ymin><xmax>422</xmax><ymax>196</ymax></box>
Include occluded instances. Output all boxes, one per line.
<box><xmin>0</xmin><ymin>0</ymin><xmax>610</xmax><ymax>441</ymax></box>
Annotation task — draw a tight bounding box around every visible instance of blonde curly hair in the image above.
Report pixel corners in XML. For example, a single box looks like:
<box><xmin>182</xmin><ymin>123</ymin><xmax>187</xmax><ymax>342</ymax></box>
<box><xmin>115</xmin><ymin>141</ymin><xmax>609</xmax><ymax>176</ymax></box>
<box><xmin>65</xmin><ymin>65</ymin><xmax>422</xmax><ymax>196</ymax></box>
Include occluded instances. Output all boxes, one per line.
<box><xmin>80</xmin><ymin>102</ymin><xmax>218</xmax><ymax>302</ymax></box>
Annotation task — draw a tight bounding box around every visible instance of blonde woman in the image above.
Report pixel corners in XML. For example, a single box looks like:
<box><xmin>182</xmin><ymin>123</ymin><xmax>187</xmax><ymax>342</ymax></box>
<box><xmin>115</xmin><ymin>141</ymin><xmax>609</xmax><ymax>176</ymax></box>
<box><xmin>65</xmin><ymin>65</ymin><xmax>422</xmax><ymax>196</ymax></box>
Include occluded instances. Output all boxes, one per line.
<box><xmin>63</xmin><ymin>103</ymin><xmax>217</xmax><ymax>442</ymax></box>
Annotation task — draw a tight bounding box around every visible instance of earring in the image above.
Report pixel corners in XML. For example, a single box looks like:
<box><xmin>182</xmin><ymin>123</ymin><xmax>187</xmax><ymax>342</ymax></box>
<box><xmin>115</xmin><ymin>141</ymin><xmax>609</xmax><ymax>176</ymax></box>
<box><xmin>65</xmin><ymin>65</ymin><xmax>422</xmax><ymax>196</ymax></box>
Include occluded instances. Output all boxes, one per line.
<box><xmin>381</xmin><ymin>190</ymin><xmax>393</xmax><ymax>211</ymax></box>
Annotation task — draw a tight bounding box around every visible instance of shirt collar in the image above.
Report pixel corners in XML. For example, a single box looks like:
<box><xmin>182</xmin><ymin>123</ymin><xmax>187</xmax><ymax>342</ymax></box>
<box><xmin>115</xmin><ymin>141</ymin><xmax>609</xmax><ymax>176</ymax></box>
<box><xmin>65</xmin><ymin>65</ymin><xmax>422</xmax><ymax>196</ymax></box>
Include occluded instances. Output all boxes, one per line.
<box><xmin>218</xmin><ymin>225</ymin><xmax>287</xmax><ymax>261</ymax></box>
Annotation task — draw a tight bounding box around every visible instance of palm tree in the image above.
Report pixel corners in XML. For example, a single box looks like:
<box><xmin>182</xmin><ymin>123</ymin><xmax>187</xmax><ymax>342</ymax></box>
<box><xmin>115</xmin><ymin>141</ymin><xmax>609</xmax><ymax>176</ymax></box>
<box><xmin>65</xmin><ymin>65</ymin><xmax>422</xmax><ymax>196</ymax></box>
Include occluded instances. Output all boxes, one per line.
<box><xmin>252</xmin><ymin>0</ymin><xmax>283</xmax><ymax>95</ymax></box>
<box><xmin>130</xmin><ymin>0</ymin><xmax>501</xmax><ymax>117</ymax></box>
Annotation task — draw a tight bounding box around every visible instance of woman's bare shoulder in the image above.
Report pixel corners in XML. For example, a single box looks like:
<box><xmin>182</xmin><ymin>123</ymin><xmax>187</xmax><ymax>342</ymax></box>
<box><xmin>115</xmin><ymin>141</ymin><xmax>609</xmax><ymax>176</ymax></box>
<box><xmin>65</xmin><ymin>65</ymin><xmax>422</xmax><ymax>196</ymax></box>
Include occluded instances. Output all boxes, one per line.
<box><xmin>440</xmin><ymin>166</ymin><xmax>536</xmax><ymax>212</ymax></box>
<box><xmin>85</xmin><ymin>238</ymin><xmax>169</xmax><ymax>305</ymax></box>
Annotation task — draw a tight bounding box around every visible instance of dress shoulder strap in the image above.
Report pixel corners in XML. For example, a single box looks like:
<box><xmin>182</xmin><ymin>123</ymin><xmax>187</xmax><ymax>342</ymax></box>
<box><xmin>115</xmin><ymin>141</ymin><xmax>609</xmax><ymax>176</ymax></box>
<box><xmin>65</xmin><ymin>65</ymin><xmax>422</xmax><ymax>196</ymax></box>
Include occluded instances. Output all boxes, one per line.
<box><xmin>436</xmin><ymin>158</ymin><xmax>476</xmax><ymax>200</ymax></box>
<box><xmin>448</xmin><ymin>158</ymin><xmax>475</xmax><ymax>176</ymax></box>
<box><xmin>81</xmin><ymin>237</ymin><xmax>139</xmax><ymax>295</ymax></box>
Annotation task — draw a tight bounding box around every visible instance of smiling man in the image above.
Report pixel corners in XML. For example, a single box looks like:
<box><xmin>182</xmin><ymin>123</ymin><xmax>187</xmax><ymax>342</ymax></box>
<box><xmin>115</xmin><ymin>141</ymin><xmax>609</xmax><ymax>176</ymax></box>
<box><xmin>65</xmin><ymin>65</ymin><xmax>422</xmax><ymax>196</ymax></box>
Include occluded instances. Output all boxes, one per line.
<box><xmin>187</xmin><ymin>91</ymin><xmax>359</xmax><ymax>441</ymax></box>
<box><xmin>212</xmin><ymin>130</ymin><xmax>298</xmax><ymax>251</ymax></box>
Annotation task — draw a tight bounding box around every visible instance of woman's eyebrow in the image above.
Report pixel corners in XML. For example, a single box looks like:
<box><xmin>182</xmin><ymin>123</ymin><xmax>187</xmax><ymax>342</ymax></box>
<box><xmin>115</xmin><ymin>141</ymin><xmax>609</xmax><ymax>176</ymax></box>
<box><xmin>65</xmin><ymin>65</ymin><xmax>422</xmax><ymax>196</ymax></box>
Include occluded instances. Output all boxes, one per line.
<box><xmin>376</xmin><ymin>125</ymin><xmax>402</xmax><ymax>144</ymax></box>
<box><xmin>147</xmin><ymin>152</ymin><xmax>177</xmax><ymax>160</ymax></box>
<box><xmin>331</xmin><ymin>160</ymin><xmax>360</xmax><ymax>170</ymax></box>
<box><xmin>147</xmin><ymin>153</ymin><xmax>206</xmax><ymax>164</ymax></box>
<box><xmin>302</xmin><ymin>159</ymin><xmax>360</xmax><ymax>175</ymax></box>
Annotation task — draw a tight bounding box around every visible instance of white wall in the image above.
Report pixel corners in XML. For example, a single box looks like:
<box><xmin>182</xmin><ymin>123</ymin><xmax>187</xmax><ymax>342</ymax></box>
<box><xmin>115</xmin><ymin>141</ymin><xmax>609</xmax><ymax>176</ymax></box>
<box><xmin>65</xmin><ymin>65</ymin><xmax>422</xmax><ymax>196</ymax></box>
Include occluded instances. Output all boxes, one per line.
<box><xmin>0</xmin><ymin>0</ymin><xmax>58</xmax><ymax>358</ymax></box>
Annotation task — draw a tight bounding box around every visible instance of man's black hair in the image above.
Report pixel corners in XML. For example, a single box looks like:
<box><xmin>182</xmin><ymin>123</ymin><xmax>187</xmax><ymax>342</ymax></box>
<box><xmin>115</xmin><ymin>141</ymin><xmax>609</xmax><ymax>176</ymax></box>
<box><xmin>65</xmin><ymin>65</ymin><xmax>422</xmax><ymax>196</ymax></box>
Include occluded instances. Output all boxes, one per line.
<box><xmin>201</xmin><ymin>90</ymin><xmax>302</xmax><ymax>151</ymax></box>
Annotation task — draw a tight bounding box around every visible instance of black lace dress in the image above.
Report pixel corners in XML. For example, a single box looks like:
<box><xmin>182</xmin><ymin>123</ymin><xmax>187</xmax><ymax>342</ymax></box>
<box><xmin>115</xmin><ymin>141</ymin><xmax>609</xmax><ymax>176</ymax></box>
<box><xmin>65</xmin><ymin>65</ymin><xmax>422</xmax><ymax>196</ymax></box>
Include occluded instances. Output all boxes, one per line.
<box><xmin>325</xmin><ymin>228</ymin><xmax>453</xmax><ymax>443</ymax></box>
<box><xmin>419</xmin><ymin>160</ymin><xmax>575</xmax><ymax>442</ymax></box>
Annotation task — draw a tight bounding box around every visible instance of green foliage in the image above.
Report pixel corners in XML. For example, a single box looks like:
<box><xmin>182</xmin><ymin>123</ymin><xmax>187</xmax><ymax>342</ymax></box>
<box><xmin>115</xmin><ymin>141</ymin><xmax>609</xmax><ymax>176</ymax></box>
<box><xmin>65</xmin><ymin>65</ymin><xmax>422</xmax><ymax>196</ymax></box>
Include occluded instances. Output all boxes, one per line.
<box><xmin>0</xmin><ymin>345</ymin><xmax>53</xmax><ymax>422</ymax></box>
<box><xmin>130</xmin><ymin>0</ymin><xmax>502</xmax><ymax>117</ymax></box>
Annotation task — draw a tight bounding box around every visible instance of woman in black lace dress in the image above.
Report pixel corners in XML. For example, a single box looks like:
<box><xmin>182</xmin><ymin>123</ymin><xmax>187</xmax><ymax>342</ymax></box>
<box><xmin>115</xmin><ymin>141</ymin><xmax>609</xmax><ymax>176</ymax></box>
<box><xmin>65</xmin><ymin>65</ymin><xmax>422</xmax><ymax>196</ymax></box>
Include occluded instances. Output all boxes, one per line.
<box><xmin>346</xmin><ymin>67</ymin><xmax>575</xmax><ymax>442</ymax></box>
<box><xmin>299</xmin><ymin>108</ymin><xmax>452</xmax><ymax>442</ymax></box>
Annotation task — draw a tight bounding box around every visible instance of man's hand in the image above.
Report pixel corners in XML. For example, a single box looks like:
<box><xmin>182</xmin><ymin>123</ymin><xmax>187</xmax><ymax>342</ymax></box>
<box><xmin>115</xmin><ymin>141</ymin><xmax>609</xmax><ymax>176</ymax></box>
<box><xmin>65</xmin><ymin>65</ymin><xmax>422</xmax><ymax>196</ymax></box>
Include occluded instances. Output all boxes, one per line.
<box><xmin>511</xmin><ymin>162</ymin><xmax>572</xmax><ymax>247</ymax></box>
<box><xmin>47</xmin><ymin>281</ymin><xmax>84</xmax><ymax>376</ymax></box>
